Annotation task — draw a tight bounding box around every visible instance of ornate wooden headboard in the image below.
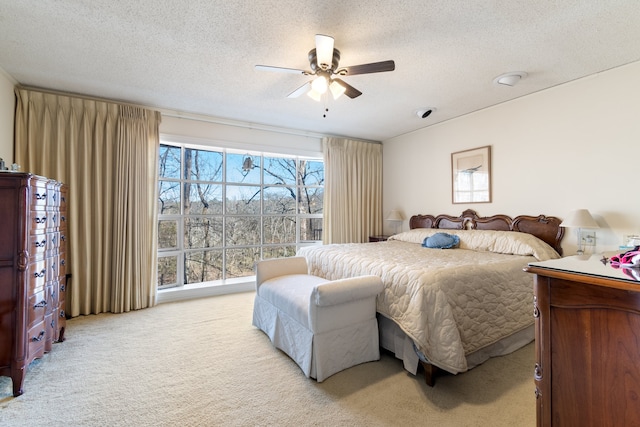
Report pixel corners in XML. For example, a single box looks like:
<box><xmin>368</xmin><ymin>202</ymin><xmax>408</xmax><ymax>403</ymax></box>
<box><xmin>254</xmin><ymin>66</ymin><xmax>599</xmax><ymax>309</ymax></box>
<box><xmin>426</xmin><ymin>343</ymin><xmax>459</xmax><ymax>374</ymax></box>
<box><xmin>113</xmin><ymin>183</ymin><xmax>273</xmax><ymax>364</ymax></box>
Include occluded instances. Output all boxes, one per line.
<box><xmin>409</xmin><ymin>209</ymin><xmax>564</xmax><ymax>255</ymax></box>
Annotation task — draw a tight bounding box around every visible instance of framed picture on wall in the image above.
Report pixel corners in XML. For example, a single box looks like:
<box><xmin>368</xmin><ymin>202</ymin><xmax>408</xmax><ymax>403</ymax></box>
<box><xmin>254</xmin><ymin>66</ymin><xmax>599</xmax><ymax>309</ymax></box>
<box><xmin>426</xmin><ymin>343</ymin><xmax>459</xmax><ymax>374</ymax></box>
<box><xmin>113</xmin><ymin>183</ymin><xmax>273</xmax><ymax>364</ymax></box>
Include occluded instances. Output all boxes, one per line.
<box><xmin>451</xmin><ymin>145</ymin><xmax>491</xmax><ymax>204</ymax></box>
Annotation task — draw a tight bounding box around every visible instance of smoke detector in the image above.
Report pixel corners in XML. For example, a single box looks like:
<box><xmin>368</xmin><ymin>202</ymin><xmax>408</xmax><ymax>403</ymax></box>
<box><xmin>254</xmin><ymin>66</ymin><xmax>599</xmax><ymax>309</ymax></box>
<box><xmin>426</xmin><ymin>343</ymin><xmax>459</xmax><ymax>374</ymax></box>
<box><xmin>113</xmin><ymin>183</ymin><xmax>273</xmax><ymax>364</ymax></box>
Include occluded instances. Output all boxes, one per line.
<box><xmin>493</xmin><ymin>72</ymin><xmax>528</xmax><ymax>87</ymax></box>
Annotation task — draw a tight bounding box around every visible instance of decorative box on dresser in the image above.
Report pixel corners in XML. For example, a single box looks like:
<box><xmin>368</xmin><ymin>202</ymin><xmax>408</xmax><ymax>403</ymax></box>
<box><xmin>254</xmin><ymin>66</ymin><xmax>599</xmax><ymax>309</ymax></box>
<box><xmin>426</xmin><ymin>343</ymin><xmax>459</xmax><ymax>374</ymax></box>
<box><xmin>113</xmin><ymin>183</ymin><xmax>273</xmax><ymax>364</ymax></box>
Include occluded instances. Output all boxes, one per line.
<box><xmin>0</xmin><ymin>172</ymin><xmax>67</xmax><ymax>397</ymax></box>
<box><xmin>525</xmin><ymin>254</ymin><xmax>640</xmax><ymax>426</ymax></box>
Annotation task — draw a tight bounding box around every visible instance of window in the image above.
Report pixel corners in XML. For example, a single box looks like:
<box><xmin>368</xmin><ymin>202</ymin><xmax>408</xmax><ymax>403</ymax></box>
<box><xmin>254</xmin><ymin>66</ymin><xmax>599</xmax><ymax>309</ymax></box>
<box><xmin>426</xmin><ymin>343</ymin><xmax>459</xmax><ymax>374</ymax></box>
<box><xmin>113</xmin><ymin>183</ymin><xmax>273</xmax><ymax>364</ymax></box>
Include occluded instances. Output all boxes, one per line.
<box><xmin>157</xmin><ymin>142</ymin><xmax>323</xmax><ymax>289</ymax></box>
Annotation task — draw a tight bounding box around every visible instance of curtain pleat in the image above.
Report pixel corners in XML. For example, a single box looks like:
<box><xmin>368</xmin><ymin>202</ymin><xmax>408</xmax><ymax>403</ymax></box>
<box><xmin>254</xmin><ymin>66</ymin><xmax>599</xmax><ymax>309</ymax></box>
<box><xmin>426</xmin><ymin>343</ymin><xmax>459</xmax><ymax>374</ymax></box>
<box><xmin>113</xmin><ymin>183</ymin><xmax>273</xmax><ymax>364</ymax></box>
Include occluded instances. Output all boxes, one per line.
<box><xmin>14</xmin><ymin>88</ymin><xmax>160</xmax><ymax>316</ymax></box>
<box><xmin>322</xmin><ymin>137</ymin><xmax>383</xmax><ymax>244</ymax></box>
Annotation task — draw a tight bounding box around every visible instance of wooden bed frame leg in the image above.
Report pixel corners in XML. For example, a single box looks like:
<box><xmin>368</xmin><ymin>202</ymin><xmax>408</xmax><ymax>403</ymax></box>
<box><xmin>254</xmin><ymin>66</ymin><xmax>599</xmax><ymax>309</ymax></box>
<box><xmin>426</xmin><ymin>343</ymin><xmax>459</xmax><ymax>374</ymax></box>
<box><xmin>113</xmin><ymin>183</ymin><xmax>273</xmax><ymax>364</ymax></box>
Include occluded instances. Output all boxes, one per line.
<box><xmin>420</xmin><ymin>361</ymin><xmax>441</xmax><ymax>387</ymax></box>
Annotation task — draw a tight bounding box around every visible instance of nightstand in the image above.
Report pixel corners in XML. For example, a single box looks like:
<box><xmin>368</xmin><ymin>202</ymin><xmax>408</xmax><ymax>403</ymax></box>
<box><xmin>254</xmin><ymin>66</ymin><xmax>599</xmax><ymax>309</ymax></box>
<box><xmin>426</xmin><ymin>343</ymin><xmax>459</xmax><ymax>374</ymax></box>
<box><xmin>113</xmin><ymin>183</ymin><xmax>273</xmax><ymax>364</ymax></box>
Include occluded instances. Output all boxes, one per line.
<box><xmin>369</xmin><ymin>235</ymin><xmax>390</xmax><ymax>242</ymax></box>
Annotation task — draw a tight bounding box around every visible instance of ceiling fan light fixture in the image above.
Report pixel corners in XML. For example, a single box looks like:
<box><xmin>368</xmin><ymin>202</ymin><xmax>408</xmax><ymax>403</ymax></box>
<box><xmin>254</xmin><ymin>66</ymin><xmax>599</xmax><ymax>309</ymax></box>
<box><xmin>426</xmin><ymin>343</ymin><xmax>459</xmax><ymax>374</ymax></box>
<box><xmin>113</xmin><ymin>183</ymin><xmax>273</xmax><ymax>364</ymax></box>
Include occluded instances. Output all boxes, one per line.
<box><xmin>256</xmin><ymin>34</ymin><xmax>395</xmax><ymax>102</ymax></box>
<box><xmin>307</xmin><ymin>89</ymin><xmax>322</xmax><ymax>102</ymax></box>
<box><xmin>493</xmin><ymin>71</ymin><xmax>528</xmax><ymax>87</ymax></box>
<box><xmin>329</xmin><ymin>80</ymin><xmax>346</xmax><ymax>99</ymax></box>
<box><xmin>311</xmin><ymin>75</ymin><xmax>328</xmax><ymax>94</ymax></box>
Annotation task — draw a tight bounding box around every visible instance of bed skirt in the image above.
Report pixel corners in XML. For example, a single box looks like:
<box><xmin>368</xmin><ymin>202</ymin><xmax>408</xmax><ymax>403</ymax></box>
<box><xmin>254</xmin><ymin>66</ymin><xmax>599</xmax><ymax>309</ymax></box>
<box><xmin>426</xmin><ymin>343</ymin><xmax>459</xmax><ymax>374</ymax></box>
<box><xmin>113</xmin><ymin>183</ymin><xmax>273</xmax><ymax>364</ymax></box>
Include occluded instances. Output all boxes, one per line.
<box><xmin>377</xmin><ymin>314</ymin><xmax>534</xmax><ymax>376</ymax></box>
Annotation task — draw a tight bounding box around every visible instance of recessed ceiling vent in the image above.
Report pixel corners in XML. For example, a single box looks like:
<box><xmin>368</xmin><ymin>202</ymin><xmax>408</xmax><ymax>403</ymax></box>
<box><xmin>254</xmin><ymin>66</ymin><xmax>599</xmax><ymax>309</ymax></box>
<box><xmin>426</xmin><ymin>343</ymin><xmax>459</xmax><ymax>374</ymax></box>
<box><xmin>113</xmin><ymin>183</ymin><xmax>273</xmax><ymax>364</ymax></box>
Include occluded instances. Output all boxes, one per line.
<box><xmin>416</xmin><ymin>108</ymin><xmax>436</xmax><ymax>118</ymax></box>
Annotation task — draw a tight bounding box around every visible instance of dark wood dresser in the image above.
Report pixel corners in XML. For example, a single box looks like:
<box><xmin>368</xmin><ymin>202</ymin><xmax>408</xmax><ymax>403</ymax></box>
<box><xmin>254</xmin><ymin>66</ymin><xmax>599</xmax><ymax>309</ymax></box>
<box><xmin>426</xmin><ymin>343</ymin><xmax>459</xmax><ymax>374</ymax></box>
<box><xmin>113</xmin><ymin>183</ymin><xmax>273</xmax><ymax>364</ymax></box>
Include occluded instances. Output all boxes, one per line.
<box><xmin>526</xmin><ymin>254</ymin><xmax>640</xmax><ymax>426</ymax></box>
<box><xmin>0</xmin><ymin>172</ymin><xmax>67</xmax><ymax>396</ymax></box>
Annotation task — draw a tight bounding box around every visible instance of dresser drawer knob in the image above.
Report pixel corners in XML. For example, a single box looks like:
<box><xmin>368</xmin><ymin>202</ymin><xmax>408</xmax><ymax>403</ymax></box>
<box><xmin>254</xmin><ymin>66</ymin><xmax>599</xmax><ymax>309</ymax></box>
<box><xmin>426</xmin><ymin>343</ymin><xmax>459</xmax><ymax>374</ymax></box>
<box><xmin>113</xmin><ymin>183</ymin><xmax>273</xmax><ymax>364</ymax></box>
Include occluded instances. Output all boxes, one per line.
<box><xmin>35</xmin><ymin>216</ymin><xmax>47</xmax><ymax>224</ymax></box>
<box><xmin>35</xmin><ymin>239</ymin><xmax>47</xmax><ymax>248</ymax></box>
<box><xmin>34</xmin><ymin>269</ymin><xmax>46</xmax><ymax>278</ymax></box>
<box><xmin>59</xmin><ymin>310</ymin><xmax>65</xmax><ymax>318</ymax></box>
<box><xmin>31</xmin><ymin>330</ymin><xmax>46</xmax><ymax>342</ymax></box>
<box><xmin>34</xmin><ymin>300</ymin><xmax>48</xmax><ymax>309</ymax></box>
<box><xmin>35</xmin><ymin>192</ymin><xmax>47</xmax><ymax>200</ymax></box>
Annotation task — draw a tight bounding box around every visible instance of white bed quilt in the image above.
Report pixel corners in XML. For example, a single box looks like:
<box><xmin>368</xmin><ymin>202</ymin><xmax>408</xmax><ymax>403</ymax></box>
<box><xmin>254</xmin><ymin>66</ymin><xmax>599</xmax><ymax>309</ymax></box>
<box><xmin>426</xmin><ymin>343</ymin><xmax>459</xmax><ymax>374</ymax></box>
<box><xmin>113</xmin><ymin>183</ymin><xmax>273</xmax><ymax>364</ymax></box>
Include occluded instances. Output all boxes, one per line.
<box><xmin>297</xmin><ymin>229</ymin><xmax>560</xmax><ymax>374</ymax></box>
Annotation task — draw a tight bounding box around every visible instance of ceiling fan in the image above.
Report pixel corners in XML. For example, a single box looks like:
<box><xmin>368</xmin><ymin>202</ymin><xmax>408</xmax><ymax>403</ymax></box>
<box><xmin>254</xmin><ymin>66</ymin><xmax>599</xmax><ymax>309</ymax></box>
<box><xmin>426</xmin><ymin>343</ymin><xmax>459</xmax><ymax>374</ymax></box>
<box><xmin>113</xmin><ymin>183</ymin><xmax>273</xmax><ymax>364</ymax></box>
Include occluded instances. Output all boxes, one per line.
<box><xmin>255</xmin><ymin>34</ymin><xmax>395</xmax><ymax>101</ymax></box>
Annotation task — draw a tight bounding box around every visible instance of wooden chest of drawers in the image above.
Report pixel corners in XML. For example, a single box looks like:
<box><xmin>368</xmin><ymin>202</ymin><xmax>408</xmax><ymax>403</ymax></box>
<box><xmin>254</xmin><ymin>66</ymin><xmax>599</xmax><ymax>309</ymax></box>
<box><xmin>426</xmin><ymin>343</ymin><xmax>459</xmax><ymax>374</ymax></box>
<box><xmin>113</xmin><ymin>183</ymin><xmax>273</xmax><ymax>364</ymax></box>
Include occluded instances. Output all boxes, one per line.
<box><xmin>526</xmin><ymin>255</ymin><xmax>640</xmax><ymax>426</ymax></box>
<box><xmin>0</xmin><ymin>173</ymin><xmax>67</xmax><ymax>397</ymax></box>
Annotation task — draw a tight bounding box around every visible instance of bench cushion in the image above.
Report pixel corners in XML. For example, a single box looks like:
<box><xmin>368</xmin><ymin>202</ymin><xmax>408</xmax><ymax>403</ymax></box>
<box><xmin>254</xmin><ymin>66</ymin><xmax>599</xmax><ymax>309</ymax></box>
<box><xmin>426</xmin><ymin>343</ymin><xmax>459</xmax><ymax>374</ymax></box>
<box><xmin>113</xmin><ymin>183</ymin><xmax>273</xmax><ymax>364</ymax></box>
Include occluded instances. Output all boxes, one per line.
<box><xmin>257</xmin><ymin>273</ymin><xmax>328</xmax><ymax>328</ymax></box>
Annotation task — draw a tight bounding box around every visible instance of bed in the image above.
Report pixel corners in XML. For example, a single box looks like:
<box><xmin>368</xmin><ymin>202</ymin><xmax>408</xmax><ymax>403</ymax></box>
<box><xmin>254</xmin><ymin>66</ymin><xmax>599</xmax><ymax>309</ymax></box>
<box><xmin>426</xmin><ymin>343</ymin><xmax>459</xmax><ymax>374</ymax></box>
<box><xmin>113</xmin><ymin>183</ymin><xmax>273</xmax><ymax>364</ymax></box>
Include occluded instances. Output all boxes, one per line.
<box><xmin>297</xmin><ymin>209</ymin><xmax>564</xmax><ymax>385</ymax></box>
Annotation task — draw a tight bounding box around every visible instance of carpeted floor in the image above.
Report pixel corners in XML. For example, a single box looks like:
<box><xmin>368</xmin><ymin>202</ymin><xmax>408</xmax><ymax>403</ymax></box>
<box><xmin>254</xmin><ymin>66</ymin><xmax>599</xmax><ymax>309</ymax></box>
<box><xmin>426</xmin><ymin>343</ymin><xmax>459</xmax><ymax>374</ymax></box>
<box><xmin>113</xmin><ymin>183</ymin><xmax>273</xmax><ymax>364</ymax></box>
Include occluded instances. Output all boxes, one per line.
<box><xmin>0</xmin><ymin>291</ymin><xmax>535</xmax><ymax>426</ymax></box>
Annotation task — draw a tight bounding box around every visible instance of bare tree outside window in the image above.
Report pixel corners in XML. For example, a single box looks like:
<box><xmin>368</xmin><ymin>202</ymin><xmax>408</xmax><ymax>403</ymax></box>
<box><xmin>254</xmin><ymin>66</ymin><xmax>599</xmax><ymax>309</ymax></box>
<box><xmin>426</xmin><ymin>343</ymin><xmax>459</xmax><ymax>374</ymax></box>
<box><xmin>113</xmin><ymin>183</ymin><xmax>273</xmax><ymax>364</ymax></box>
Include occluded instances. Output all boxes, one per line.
<box><xmin>157</xmin><ymin>143</ymin><xmax>323</xmax><ymax>290</ymax></box>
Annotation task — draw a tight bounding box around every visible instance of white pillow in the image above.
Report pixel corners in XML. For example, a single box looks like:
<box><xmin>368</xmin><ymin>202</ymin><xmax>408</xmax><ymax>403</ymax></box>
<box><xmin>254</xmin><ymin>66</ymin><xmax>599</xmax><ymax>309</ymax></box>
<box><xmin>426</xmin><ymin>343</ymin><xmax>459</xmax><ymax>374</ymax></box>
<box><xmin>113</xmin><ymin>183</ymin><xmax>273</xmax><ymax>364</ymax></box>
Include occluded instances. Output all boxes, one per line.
<box><xmin>390</xmin><ymin>228</ymin><xmax>560</xmax><ymax>260</ymax></box>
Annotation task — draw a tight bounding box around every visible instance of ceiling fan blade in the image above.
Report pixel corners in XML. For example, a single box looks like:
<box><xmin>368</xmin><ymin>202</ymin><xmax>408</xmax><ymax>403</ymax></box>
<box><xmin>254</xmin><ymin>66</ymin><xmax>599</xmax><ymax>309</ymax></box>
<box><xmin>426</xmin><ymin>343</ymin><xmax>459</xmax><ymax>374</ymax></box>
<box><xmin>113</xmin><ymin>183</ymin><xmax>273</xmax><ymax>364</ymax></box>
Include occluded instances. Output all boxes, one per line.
<box><xmin>332</xmin><ymin>78</ymin><xmax>362</xmax><ymax>99</ymax></box>
<box><xmin>287</xmin><ymin>81</ymin><xmax>312</xmax><ymax>98</ymax></box>
<box><xmin>255</xmin><ymin>65</ymin><xmax>310</xmax><ymax>75</ymax></box>
<box><xmin>337</xmin><ymin>60</ymin><xmax>395</xmax><ymax>76</ymax></box>
<box><xmin>315</xmin><ymin>34</ymin><xmax>335</xmax><ymax>68</ymax></box>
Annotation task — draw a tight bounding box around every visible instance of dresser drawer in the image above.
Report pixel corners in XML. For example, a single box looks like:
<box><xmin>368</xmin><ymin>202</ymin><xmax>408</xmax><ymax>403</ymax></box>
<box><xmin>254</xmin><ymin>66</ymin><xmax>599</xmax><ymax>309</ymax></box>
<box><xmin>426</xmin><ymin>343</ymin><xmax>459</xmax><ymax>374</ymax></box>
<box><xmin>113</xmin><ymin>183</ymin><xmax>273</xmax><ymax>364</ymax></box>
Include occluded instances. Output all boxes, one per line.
<box><xmin>28</xmin><ymin>290</ymin><xmax>48</xmax><ymax>328</ymax></box>
<box><xmin>28</xmin><ymin>232</ymin><xmax>49</xmax><ymax>260</ymax></box>
<box><xmin>59</xmin><ymin>211</ymin><xmax>67</xmax><ymax>231</ymax></box>
<box><xmin>48</xmin><ymin>255</ymin><xmax>59</xmax><ymax>282</ymax></box>
<box><xmin>59</xmin><ymin>187</ymin><xmax>68</xmax><ymax>213</ymax></box>
<box><xmin>29</xmin><ymin>210</ymin><xmax>50</xmax><ymax>233</ymax></box>
<box><xmin>46</xmin><ymin>231</ymin><xmax>60</xmax><ymax>254</ymax></box>
<box><xmin>28</xmin><ymin>259</ymin><xmax>48</xmax><ymax>292</ymax></box>
<box><xmin>56</xmin><ymin>278</ymin><xmax>67</xmax><ymax>343</ymax></box>
<box><xmin>26</xmin><ymin>320</ymin><xmax>47</xmax><ymax>362</ymax></box>
<box><xmin>59</xmin><ymin>231</ymin><xmax>67</xmax><ymax>253</ymax></box>
<box><xmin>48</xmin><ymin>210</ymin><xmax>60</xmax><ymax>229</ymax></box>
<box><xmin>30</xmin><ymin>183</ymin><xmax>49</xmax><ymax>210</ymax></box>
<box><xmin>46</xmin><ymin>182</ymin><xmax>60</xmax><ymax>208</ymax></box>
<box><xmin>49</xmin><ymin>254</ymin><xmax>67</xmax><ymax>281</ymax></box>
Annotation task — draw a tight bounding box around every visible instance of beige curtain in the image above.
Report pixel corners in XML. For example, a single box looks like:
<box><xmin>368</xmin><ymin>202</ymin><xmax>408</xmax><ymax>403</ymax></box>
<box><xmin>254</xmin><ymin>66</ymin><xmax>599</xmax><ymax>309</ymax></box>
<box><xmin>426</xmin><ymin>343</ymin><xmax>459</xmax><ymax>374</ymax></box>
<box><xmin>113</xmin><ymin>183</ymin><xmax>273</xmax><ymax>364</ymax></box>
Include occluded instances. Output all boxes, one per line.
<box><xmin>14</xmin><ymin>87</ymin><xmax>161</xmax><ymax>316</ymax></box>
<box><xmin>322</xmin><ymin>137</ymin><xmax>383</xmax><ymax>243</ymax></box>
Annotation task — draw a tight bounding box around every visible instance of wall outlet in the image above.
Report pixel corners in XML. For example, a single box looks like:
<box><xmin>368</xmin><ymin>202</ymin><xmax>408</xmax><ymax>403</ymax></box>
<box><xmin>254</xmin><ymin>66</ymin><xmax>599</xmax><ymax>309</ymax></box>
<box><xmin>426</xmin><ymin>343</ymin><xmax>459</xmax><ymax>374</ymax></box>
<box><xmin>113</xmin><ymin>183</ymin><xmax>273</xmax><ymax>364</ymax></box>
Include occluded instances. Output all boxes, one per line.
<box><xmin>583</xmin><ymin>234</ymin><xmax>596</xmax><ymax>247</ymax></box>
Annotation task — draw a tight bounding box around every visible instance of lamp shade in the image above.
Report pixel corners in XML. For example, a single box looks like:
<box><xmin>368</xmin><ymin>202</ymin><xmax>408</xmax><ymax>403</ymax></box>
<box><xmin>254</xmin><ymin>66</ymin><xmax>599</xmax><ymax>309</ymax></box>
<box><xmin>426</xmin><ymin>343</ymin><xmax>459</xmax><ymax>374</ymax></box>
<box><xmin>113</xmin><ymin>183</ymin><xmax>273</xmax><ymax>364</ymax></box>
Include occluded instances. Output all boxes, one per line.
<box><xmin>560</xmin><ymin>209</ymin><xmax>599</xmax><ymax>229</ymax></box>
<box><xmin>386</xmin><ymin>210</ymin><xmax>405</xmax><ymax>222</ymax></box>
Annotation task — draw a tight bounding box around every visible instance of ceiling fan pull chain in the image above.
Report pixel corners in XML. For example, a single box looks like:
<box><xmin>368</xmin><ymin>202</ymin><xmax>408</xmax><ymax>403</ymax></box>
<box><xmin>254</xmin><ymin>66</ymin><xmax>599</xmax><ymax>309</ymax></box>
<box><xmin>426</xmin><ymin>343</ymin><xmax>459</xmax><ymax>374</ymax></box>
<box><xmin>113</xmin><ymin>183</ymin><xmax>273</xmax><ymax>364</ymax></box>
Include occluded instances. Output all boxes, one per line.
<box><xmin>322</xmin><ymin>92</ymin><xmax>329</xmax><ymax>118</ymax></box>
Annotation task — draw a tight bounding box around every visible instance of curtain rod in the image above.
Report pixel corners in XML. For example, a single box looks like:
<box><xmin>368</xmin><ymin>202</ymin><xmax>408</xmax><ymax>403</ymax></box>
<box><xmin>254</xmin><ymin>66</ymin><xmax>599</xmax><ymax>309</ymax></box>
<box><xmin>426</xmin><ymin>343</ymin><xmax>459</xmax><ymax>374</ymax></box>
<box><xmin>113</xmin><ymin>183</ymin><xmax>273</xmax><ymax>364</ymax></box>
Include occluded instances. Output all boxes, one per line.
<box><xmin>16</xmin><ymin>85</ymin><xmax>381</xmax><ymax>144</ymax></box>
<box><xmin>16</xmin><ymin>84</ymin><xmax>154</xmax><ymax>110</ymax></box>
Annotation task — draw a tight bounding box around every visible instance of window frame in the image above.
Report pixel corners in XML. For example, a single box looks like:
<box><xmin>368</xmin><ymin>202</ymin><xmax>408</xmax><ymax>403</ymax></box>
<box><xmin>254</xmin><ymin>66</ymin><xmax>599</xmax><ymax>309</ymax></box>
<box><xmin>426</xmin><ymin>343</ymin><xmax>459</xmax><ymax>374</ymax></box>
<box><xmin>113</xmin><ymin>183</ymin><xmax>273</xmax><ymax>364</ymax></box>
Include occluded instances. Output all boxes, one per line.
<box><xmin>157</xmin><ymin>139</ymin><xmax>323</xmax><ymax>290</ymax></box>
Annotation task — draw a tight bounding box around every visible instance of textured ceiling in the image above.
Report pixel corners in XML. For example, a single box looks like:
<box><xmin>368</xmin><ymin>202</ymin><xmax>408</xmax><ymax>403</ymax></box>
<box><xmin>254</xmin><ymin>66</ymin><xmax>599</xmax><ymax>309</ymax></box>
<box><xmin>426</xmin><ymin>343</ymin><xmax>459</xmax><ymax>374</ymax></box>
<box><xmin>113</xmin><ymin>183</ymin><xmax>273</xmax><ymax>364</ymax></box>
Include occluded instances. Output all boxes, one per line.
<box><xmin>1</xmin><ymin>1</ymin><xmax>639</xmax><ymax>141</ymax></box>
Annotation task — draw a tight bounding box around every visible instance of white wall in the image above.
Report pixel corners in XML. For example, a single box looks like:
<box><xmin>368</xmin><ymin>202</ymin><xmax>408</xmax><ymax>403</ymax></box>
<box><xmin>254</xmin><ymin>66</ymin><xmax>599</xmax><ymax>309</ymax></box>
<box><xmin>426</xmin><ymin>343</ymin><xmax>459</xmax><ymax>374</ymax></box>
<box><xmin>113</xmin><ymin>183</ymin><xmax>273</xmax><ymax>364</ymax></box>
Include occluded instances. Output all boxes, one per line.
<box><xmin>383</xmin><ymin>61</ymin><xmax>640</xmax><ymax>254</ymax></box>
<box><xmin>0</xmin><ymin>68</ymin><xmax>16</xmax><ymax>164</ymax></box>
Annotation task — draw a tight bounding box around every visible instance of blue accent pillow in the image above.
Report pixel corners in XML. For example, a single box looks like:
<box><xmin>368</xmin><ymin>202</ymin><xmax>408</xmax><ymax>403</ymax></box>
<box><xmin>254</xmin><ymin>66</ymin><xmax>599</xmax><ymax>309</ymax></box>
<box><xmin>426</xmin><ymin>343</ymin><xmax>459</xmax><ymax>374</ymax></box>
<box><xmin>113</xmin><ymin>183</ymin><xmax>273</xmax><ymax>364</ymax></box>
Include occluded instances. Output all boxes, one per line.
<box><xmin>422</xmin><ymin>233</ymin><xmax>460</xmax><ymax>249</ymax></box>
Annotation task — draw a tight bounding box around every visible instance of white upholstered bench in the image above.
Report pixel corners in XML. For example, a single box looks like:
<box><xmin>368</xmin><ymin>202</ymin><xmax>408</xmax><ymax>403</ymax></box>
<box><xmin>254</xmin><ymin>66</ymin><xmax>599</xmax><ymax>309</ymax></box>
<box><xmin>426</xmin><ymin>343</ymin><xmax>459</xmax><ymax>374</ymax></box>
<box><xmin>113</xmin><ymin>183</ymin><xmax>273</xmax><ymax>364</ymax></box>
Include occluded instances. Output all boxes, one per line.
<box><xmin>252</xmin><ymin>256</ymin><xmax>384</xmax><ymax>382</ymax></box>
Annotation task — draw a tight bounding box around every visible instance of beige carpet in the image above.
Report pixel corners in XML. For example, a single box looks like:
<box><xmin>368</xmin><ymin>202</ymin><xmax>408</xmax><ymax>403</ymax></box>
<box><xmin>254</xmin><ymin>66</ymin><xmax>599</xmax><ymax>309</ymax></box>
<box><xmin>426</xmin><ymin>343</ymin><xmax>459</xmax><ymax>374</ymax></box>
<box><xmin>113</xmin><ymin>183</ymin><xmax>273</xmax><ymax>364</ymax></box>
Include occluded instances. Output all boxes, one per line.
<box><xmin>0</xmin><ymin>291</ymin><xmax>535</xmax><ymax>426</ymax></box>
